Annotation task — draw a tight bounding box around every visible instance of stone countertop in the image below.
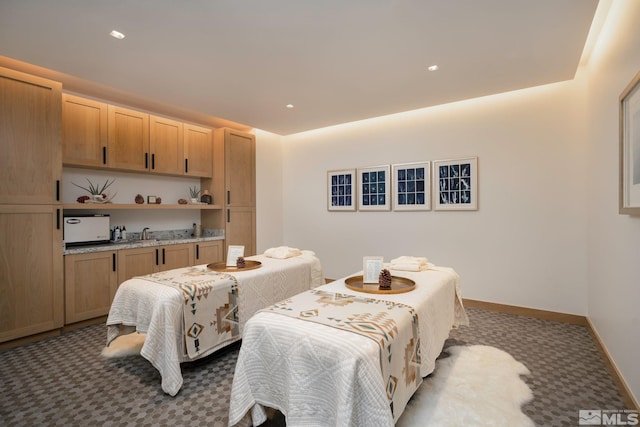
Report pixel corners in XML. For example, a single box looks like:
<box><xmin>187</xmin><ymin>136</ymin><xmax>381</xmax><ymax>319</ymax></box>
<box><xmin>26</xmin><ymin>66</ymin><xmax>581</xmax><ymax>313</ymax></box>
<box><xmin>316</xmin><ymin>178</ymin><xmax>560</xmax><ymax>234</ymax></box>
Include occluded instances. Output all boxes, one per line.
<box><xmin>64</xmin><ymin>235</ymin><xmax>224</xmax><ymax>255</ymax></box>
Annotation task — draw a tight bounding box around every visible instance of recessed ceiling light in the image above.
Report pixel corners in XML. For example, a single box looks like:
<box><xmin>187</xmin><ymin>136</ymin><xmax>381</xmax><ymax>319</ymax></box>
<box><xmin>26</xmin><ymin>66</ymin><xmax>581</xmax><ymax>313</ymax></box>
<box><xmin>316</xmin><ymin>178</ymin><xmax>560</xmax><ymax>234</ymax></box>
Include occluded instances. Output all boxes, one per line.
<box><xmin>286</xmin><ymin>104</ymin><xmax>294</xmax><ymax>109</ymax></box>
<box><xmin>428</xmin><ymin>65</ymin><xmax>439</xmax><ymax>71</ymax></box>
<box><xmin>110</xmin><ymin>30</ymin><xmax>125</xmax><ymax>40</ymax></box>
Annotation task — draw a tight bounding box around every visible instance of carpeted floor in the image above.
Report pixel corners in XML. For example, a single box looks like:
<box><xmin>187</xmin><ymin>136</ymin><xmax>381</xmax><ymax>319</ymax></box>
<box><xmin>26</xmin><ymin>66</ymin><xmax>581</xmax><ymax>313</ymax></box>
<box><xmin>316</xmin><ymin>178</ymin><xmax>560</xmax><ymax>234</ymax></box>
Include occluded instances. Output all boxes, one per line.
<box><xmin>0</xmin><ymin>307</ymin><xmax>628</xmax><ymax>426</ymax></box>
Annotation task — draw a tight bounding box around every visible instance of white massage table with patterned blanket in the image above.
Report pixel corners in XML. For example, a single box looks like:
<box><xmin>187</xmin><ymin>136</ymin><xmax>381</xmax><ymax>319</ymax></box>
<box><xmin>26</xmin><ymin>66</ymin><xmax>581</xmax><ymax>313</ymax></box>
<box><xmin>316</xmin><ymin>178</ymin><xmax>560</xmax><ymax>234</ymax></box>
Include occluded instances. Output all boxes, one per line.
<box><xmin>105</xmin><ymin>251</ymin><xmax>323</xmax><ymax>396</ymax></box>
<box><xmin>228</xmin><ymin>266</ymin><xmax>468</xmax><ymax>427</ymax></box>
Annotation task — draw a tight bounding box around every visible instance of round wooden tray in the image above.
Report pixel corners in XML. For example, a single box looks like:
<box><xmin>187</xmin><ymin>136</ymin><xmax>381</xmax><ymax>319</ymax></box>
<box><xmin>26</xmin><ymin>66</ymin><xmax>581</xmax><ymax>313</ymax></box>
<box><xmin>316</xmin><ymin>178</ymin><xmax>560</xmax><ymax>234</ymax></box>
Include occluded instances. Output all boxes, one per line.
<box><xmin>207</xmin><ymin>260</ymin><xmax>262</xmax><ymax>272</ymax></box>
<box><xmin>344</xmin><ymin>275</ymin><xmax>416</xmax><ymax>294</ymax></box>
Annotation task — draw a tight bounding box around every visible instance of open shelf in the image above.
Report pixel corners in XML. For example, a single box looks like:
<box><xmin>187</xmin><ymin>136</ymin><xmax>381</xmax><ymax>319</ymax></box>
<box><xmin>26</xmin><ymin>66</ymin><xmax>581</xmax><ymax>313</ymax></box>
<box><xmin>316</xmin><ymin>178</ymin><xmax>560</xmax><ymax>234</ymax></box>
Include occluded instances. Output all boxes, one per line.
<box><xmin>63</xmin><ymin>203</ymin><xmax>222</xmax><ymax>210</ymax></box>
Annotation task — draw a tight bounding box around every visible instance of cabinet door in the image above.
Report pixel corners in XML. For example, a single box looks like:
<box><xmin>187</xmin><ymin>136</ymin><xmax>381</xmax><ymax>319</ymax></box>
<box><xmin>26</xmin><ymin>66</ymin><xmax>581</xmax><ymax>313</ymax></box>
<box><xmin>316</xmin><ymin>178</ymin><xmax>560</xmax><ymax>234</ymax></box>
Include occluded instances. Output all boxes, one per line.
<box><xmin>225</xmin><ymin>207</ymin><xmax>256</xmax><ymax>257</ymax></box>
<box><xmin>0</xmin><ymin>205</ymin><xmax>63</xmax><ymax>343</ymax></box>
<box><xmin>149</xmin><ymin>115</ymin><xmax>183</xmax><ymax>175</ymax></box>
<box><xmin>194</xmin><ymin>240</ymin><xmax>223</xmax><ymax>265</ymax></box>
<box><xmin>117</xmin><ymin>246</ymin><xmax>158</xmax><ymax>284</ymax></box>
<box><xmin>183</xmin><ymin>124</ymin><xmax>212</xmax><ymax>177</ymax></box>
<box><xmin>0</xmin><ymin>67</ymin><xmax>62</xmax><ymax>205</ymax></box>
<box><xmin>224</xmin><ymin>129</ymin><xmax>255</xmax><ymax>207</ymax></box>
<box><xmin>62</xmin><ymin>94</ymin><xmax>108</xmax><ymax>168</ymax></box>
<box><xmin>107</xmin><ymin>105</ymin><xmax>149</xmax><ymax>171</ymax></box>
<box><xmin>64</xmin><ymin>251</ymin><xmax>117</xmax><ymax>324</ymax></box>
<box><xmin>159</xmin><ymin>243</ymin><xmax>194</xmax><ymax>271</ymax></box>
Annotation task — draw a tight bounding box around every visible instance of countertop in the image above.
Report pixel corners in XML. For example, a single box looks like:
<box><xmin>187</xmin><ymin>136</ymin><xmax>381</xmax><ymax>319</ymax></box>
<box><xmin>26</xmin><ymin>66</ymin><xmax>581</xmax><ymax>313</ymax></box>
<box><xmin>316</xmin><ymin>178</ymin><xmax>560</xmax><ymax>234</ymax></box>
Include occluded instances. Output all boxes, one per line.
<box><xmin>64</xmin><ymin>235</ymin><xmax>224</xmax><ymax>255</ymax></box>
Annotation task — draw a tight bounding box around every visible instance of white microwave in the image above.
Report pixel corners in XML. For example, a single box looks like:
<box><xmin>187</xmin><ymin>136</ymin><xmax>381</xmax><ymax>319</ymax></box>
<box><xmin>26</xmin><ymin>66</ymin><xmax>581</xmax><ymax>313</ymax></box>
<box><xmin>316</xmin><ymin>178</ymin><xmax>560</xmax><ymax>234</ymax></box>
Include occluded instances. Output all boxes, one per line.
<box><xmin>64</xmin><ymin>214</ymin><xmax>111</xmax><ymax>247</ymax></box>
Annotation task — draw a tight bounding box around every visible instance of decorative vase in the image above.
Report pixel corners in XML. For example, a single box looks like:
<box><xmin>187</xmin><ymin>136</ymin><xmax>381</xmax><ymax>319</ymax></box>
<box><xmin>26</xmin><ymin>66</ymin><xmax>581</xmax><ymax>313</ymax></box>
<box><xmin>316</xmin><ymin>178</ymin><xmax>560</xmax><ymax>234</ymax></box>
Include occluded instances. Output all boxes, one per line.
<box><xmin>200</xmin><ymin>190</ymin><xmax>212</xmax><ymax>204</ymax></box>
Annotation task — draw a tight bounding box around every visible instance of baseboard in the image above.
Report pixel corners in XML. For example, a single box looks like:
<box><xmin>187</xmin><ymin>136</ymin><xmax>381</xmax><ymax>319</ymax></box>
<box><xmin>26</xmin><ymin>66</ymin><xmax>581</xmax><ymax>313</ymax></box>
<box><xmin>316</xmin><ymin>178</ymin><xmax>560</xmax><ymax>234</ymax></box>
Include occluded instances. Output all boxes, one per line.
<box><xmin>462</xmin><ymin>298</ymin><xmax>588</xmax><ymax>325</ymax></box>
<box><xmin>464</xmin><ymin>298</ymin><xmax>638</xmax><ymax>411</ymax></box>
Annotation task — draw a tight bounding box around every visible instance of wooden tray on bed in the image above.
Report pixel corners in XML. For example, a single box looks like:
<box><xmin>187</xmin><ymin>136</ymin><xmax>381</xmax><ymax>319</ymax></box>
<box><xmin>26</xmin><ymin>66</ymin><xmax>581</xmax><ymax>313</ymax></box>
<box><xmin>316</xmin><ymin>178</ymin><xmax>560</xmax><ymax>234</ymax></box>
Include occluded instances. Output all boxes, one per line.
<box><xmin>344</xmin><ymin>275</ymin><xmax>416</xmax><ymax>294</ymax></box>
<box><xmin>207</xmin><ymin>260</ymin><xmax>262</xmax><ymax>272</ymax></box>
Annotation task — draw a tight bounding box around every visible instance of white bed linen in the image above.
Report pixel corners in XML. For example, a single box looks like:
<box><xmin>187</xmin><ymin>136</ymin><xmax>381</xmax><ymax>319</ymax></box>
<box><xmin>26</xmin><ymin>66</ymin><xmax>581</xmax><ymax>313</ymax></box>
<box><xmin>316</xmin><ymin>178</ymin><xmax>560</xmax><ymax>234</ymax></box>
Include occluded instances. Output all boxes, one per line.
<box><xmin>106</xmin><ymin>253</ymin><xmax>323</xmax><ymax>396</ymax></box>
<box><xmin>228</xmin><ymin>266</ymin><xmax>468</xmax><ymax>427</ymax></box>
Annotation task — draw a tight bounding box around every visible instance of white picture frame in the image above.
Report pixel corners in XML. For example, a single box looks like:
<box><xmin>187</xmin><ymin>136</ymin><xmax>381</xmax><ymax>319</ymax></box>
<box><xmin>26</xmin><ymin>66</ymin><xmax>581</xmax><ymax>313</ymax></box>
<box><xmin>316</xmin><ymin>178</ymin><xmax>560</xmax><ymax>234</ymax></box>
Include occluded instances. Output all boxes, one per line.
<box><xmin>620</xmin><ymin>69</ymin><xmax>640</xmax><ymax>215</ymax></box>
<box><xmin>363</xmin><ymin>256</ymin><xmax>384</xmax><ymax>283</ymax></box>
<box><xmin>358</xmin><ymin>165</ymin><xmax>390</xmax><ymax>211</ymax></box>
<box><xmin>327</xmin><ymin>169</ymin><xmax>356</xmax><ymax>211</ymax></box>
<box><xmin>226</xmin><ymin>245</ymin><xmax>245</xmax><ymax>267</ymax></box>
<box><xmin>392</xmin><ymin>161</ymin><xmax>431</xmax><ymax>211</ymax></box>
<box><xmin>433</xmin><ymin>157</ymin><xmax>478</xmax><ymax>211</ymax></box>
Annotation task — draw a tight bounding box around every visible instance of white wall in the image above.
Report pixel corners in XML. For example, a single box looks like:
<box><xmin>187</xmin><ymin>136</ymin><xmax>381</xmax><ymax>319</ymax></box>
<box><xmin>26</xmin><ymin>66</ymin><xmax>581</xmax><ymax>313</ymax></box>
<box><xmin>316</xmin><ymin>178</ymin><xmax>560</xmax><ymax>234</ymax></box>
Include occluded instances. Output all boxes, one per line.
<box><xmin>282</xmin><ymin>79</ymin><xmax>588</xmax><ymax>316</ymax></box>
<box><xmin>584</xmin><ymin>0</ymin><xmax>640</xmax><ymax>407</ymax></box>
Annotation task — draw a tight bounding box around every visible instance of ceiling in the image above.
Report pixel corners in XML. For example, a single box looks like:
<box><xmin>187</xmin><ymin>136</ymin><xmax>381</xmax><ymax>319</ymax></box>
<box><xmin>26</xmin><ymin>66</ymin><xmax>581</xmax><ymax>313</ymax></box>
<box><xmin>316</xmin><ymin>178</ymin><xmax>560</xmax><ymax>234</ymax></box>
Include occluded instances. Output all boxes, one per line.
<box><xmin>0</xmin><ymin>0</ymin><xmax>599</xmax><ymax>136</ymax></box>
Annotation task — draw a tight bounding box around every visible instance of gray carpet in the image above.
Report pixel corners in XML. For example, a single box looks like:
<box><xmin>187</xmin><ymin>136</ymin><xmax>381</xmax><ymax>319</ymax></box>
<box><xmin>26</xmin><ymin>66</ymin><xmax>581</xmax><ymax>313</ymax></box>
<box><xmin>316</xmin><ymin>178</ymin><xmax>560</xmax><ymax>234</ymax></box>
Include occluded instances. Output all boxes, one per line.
<box><xmin>0</xmin><ymin>308</ymin><xmax>628</xmax><ymax>426</ymax></box>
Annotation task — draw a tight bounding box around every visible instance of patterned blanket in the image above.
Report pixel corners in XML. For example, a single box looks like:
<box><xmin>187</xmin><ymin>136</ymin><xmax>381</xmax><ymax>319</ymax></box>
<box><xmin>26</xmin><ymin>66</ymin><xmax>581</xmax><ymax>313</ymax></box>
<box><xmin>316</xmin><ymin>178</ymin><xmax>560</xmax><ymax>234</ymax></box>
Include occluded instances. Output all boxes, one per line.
<box><xmin>261</xmin><ymin>289</ymin><xmax>421</xmax><ymax>421</ymax></box>
<box><xmin>138</xmin><ymin>267</ymin><xmax>239</xmax><ymax>358</ymax></box>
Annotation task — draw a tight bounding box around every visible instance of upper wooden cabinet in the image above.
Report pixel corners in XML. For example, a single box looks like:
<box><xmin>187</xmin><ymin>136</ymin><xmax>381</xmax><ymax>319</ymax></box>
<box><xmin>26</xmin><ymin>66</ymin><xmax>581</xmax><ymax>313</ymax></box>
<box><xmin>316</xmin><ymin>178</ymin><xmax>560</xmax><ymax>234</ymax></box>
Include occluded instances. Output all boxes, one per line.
<box><xmin>219</xmin><ymin>128</ymin><xmax>256</xmax><ymax>207</ymax></box>
<box><xmin>108</xmin><ymin>105</ymin><xmax>150</xmax><ymax>172</ymax></box>
<box><xmin>62</xmin><ymin>94</ymin><xmax>108</xmax><ymax>167</ymax></box>
<box><xmin>150</xmin><ymin>115</ymin><xmax>184</xmax><ymax>175</ymax></box>
<box><xmin>0</xmin><ymin>67</ymin><xmax>62</xmax><ymax>205</ymax></box>
<box><xmin>184</xmin><ymin>124</ymin><xmax>213</xmax><ymax>177</ymax></box>
<box><xmin>62</xmin><ymin>95</ymin><xmax>213</xmax><ymax>178</ymax></box>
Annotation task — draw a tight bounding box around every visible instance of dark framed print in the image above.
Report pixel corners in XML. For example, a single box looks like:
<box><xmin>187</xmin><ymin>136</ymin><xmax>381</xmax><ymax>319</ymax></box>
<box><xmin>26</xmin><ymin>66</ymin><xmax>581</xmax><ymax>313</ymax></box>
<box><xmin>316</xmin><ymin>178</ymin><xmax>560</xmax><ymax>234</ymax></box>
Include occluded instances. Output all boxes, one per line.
<box><xmin>619</xmin><ymin>69</ymin><xmax>640</xmax><ymax>215</ymax></box>
<box><xmin>392</xmin><ymin>161</ymin><xmax>431</xmax><ymax>211</ymax></box>
<box><xmin>433</xmin><ymin>157</ymin><xmax>478</xmax><ymax>211</ymax></box>
<box><xmin>327</xmin><ymin>169</ymin><xmax>356</xmax><ymax>211</ymax></box>
<box><xmin>358</xmin><ymin>165</ymin><xmax>390</xmax><ymax>211</ymax></box>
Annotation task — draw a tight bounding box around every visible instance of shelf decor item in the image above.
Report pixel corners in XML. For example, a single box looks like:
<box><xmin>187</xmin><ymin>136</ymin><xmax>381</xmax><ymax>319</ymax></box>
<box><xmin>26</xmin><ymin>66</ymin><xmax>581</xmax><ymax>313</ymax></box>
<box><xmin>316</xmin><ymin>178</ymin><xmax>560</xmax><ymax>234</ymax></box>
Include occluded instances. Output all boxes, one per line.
<box><xmin>432</xmin><ymin>157</ymin><xmax>478</xmax><ymax>211</ymax></box>
<box><xmin>135</xmin><ymin>194</ymin><xmax>144</xmax><ymax>204</ymax></box>
<box><xmin>189</xmin><ymin>186</ymin><xmax>200</xmax><ymax>204</ymax></box>
<box><xmin>327</xmin><ymin>169</ymin><xmax>356</xmax><ymax>211</ymax></box>
<box><xmin>619</xmin><ymin>69</ymin><xmax>640</xmax><ymax>215</ymax></box>
<box><xmin>358</xmin><ymin>165</ymin><xmax>390</xmax><ymax>211</ymax></box>
<box><xmin>200</xmin><ymin>190</ymin><xmax>213</xmax><ymax>204</ymax></box>
<box><xmin>392</xmin><ymin>161</ymin><xmax>431</xmax><ymax>211</ymax></box>
<box><xmin>72</xmin><ymin>178</ymin><xmax>116</xmax><ymax>203</ymax></box>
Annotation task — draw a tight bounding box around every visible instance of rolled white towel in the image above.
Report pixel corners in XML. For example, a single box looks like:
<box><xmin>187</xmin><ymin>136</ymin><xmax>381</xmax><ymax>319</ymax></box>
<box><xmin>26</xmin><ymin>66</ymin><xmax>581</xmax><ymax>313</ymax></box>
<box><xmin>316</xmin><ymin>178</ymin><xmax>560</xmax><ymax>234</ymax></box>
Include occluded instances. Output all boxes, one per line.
<box><xmin>264</xmin><ymin>246</ymin><xmax>302</xmax><ymax>259</ymax></box>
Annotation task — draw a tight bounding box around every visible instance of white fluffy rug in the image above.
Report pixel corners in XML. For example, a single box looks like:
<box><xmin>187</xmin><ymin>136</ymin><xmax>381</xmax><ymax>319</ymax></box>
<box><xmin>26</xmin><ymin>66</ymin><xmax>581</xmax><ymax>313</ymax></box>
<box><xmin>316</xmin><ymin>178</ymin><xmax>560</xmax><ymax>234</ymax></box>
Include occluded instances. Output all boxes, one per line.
<box><xmin>101</xmin><ymin>333</ymin><xmax>146</xmax><ymax>358</ymax></box>
<box><xmin>397</xmin><ymin>345</ymin><xmax>535</xmax><ymax>427</ymax></box>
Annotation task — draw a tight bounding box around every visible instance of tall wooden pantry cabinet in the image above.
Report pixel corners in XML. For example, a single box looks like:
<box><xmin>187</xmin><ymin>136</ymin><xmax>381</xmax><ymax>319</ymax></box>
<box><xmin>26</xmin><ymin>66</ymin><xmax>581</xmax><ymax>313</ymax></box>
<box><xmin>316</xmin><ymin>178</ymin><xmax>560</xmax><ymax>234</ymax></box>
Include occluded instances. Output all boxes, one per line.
<box><xmin>0</xmin><ymin>67</ymin><xmax>64</xmax><ymax>344</ymax></box>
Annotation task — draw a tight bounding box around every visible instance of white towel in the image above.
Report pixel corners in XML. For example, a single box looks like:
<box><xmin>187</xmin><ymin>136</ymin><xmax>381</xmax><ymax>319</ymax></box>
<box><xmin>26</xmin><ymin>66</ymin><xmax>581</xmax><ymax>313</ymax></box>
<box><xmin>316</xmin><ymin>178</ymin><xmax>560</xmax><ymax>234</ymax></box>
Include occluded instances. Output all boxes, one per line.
<box><xmin>389</xmin><ymin>256</ymin><xmax>429</xmax><ymax>271</ymax></box>
<box><xmin>264</xmin><ymin>246</ymin><xmax>303</xmax><ymax>259</ymax></box>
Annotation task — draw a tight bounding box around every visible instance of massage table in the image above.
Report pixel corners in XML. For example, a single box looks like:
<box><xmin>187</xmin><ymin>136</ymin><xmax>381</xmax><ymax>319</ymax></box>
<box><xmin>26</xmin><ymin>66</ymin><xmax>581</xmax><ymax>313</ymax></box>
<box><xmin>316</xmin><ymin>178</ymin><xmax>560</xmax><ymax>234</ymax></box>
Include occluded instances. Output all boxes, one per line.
<box><xmin>105</xmin><ymin>252</ymin><xmax>323</xmax><ymax>396</ymax></box>
<box><xmin>227</xmin><ymin>265</ymin><xmax>468</xmax><ymax>427</ymax></box>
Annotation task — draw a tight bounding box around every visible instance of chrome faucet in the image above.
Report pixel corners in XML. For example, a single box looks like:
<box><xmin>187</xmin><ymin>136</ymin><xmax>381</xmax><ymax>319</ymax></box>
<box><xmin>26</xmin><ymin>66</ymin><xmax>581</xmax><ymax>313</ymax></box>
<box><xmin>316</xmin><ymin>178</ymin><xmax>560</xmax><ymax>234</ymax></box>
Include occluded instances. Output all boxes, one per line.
<box><xmin>141</xmin><ymin>227</ymin><xmax>150</xmax><ymax>240</ymax></box>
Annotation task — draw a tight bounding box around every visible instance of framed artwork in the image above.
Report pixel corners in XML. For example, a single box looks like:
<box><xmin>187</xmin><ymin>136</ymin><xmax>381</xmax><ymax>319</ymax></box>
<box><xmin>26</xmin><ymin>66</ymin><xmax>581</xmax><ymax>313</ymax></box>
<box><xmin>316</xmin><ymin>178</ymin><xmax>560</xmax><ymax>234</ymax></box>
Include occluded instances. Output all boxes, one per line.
<box><xmin>619</xmin><ymin>69</ymin><xmax>640</xmax><ymax>215</ymax></box>
<box><xmin>358</xmin><ymin>165</ymin><xmax>390</xmax><ymax>211</ymax></box>
<box><xmin>392</xmin><ymin>161</ymin><xmax>431</xmax><ymax>211</ymax></box>
<box><xmin>327</xmin><ymin>169</ymin><xmax>356</xmax><ymax>211</ymax></box>
<box><xmin>433</xmin><ymin>157</ymin><xmax>478</xmax><ymax>211</ymax></box>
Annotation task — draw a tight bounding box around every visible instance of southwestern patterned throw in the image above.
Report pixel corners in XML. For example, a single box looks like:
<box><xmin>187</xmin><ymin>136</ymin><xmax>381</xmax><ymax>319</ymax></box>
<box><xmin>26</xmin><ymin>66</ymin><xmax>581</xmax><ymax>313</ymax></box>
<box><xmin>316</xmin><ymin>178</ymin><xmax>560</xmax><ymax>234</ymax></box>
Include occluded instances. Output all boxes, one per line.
<box><xmin>262</xmin><ymin>289</ymin><xmax>421</xmax><ymax>418</ymax></box>
<box><xmin>141</xmin><ymin>267</ymin><xmax>239</xmax><ymax>358</ymax></box>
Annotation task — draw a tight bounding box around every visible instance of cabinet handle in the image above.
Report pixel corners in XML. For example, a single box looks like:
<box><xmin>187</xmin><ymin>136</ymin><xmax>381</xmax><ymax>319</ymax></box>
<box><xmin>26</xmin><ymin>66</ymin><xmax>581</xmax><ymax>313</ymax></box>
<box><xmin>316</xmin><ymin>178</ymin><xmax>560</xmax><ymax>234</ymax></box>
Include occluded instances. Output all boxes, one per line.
<box><xmin>112</xmin><ymin>253</ymin><xmax>116</xmax><ymax>272</ymax></box>
<box><xmin>227</xmin><ymin>209</ymin><xmax>230</xmax><ymax>223</ymax></box>
<box><xmin>145</xmin><ymin>153</ymin><xmax>149</xmax><ymax>169</ymax></box>
<box><xmin>102</xmin><ymin>147</ymin><xmax>107</xmax><ymax>165</ymax></box>
<box><xmin>151</xmin><ymin>153</ymin><xmax>155</xmax><ymax>170</ymax></box>
<box><xmin>196</xmin><ymin>244</ymin><xmax>200</xmax><ymax>260</ymax></box>
<box><xmin>227</xmin><ymin>191</ymin><xmax>230</xmax><ymax>204</ymax></box>
<box><xmin>56</xmin><ymin>209</ymin><xmax>60</xmax><ymax>230</ymax></box>
<box><xmin>185</xmin><ymin>158</ymin><xmax>189</xmax><ymax>173</ymax></box>
<box><xmin>155</xmin><ymin>248</ymin><xmax>159</xmax><ymax>266</ymax></box>
<box><xmin>162</xmin><ymin>248</ymin><xmax>166</xmax><ymax>264</ymax></box>
<box><xmin>56</xmin><ymin>180</ymin><xmax>60</xmax><ymax>201</ymax></box>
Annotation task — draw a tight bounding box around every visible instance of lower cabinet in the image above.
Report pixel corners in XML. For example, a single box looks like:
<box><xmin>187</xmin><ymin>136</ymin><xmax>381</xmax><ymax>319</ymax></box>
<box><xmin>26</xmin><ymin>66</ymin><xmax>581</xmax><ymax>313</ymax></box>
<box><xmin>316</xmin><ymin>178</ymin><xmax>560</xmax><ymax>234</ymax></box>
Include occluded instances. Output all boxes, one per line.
<box><xmin>116</xmin><ymin>243</ymin><xmax>194</xmax><ymax>283</ymax></box>
<box><xmin>194</xmin><ymin>240</ymin><xmax>223</xmax><ymax>265</ymax></box>
<box><xmin>64</xmin><ymin>251</ymin><xmax>117</xmax><ymax>324</ymax></box>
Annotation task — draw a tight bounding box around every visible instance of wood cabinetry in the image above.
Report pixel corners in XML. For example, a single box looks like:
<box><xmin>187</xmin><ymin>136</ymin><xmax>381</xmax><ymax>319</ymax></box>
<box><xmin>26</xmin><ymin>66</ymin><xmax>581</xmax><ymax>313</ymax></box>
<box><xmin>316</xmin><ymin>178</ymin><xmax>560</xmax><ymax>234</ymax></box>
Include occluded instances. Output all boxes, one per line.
<box><xmin>0</xmin><ymin>67</ymin><xmax>63</xmax><ymax>344</ymax></box>
<box><xmin>194</xmin><ymin>240</ymin><xmax>223</xmax><ymax>265</ymax></box>
<box><xmin>107</xmin><ymin>105</ymin><xmax>150</xmax><ymax>172</ymax></box>
<box><xmin>116</xmin><ymin>242</ymin><xmax>195</xmax><ymax>283</ymax></box>
<box><xmin>184</xmin><ymin>124</ymin><xmax>213</xmax><ymax>177</ymax></box>
<box><xmin>205</xmin><ymin>128</ymin><xmax>256</xmax><ymax>257</ymax></box>
<box><xmin>159</xmin><ymin>243</ymin><xmax>194</xmax><ymax>271</ymax></box>
<box><xmin>62</xmin><ymin>94</ymin><xmax>108</xmax><ymax>167</ymax></box>
<box><xmin>149</xmin><ymin>115</ymin><xmax>184</xmax><ymax>175</ymax></box>
<box><xmin>64</xmin><ymin>251</ymin><xmax>117</xmax><ymax>324</ymax></box>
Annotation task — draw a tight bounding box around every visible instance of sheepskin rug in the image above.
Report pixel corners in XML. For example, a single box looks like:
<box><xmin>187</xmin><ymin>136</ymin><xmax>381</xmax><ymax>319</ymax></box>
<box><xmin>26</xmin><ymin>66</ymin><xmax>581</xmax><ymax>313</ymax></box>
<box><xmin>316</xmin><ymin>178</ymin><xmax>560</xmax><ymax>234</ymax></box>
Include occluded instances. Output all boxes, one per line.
<box><xmin>101</xmin><ymin>332</ymin><xmax>146</xmax><ymax>358</ymax></box>
<box><xmin>397</xmin><ymin>345</ymin><xmax>534</xmax><ymax>427</ymax></box>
